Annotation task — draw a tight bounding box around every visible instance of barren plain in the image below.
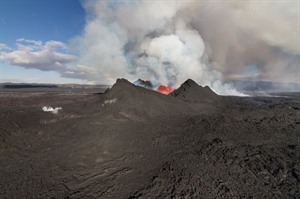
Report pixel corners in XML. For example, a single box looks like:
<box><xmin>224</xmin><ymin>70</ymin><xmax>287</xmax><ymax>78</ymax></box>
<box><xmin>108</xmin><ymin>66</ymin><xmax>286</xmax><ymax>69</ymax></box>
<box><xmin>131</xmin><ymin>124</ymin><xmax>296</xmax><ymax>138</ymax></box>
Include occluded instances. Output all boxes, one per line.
<box><xmin>0</xmin><ymin>79</ymin><xmax>299</xmax><ymax>198</ymax></box>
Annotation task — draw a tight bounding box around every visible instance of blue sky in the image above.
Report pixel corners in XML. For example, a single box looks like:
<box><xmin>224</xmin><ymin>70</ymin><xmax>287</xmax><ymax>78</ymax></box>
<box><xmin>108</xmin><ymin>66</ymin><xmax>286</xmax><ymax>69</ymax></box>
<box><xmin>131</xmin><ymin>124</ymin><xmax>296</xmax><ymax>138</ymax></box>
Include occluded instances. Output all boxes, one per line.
<box><xmin>0</xmin><ymin>0</ymin><xmax>85</xmax><ymax>83</ymax></box>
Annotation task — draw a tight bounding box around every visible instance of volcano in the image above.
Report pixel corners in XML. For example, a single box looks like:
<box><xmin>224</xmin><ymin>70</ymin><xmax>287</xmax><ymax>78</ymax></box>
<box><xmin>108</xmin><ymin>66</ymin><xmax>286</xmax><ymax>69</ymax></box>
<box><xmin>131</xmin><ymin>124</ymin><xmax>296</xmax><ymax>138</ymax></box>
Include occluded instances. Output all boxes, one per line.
<box><xmin>102</xmin><ymin>78</ymin><xmax>215</xmax><ymax>117</ymax></box>
<box><xmin>1</xmin><ymin>78</ymin><xmax>299</xmax><ymax>198</ymax></box>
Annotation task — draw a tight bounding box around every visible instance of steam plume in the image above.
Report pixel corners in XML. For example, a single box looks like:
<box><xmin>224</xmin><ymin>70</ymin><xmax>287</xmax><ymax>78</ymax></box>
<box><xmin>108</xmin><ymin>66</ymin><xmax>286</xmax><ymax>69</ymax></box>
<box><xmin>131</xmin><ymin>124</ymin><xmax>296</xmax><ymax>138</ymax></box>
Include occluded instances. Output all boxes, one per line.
<box><xmin>71</xmin><ymin>0</ymin><xmax>298</xmax><ymax>95</ymax></box>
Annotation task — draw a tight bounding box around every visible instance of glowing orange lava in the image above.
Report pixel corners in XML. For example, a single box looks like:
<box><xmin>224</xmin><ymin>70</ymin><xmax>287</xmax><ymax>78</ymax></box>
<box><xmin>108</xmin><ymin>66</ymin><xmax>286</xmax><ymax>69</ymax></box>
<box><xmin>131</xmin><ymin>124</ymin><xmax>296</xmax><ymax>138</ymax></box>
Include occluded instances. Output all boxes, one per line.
<box><xmin>157</xmin><ymin>85</ymin><xmax>174</xmax><ymax>95</ymax></box>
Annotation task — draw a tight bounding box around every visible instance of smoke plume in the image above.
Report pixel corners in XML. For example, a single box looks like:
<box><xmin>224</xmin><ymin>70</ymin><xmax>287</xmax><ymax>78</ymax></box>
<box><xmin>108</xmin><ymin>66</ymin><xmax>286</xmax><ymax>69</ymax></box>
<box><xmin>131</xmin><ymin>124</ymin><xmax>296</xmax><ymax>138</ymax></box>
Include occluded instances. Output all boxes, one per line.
<box><xmin>70</xmin><ymin>0</ymin><xmax>298</xmax><ymax>95</ymax></box>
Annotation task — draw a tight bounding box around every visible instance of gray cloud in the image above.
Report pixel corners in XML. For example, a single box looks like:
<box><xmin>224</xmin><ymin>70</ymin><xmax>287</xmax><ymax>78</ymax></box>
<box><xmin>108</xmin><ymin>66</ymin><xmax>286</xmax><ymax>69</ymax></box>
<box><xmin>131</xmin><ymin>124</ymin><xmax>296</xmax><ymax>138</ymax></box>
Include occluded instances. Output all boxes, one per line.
<box><xmin>189</xmin><ymin>0</ymin><xmax>299</xmax><ymax>82</ymax></box>
<box><xmin>70</xmin><ymin>0</ymin><xmax>298</xmax><ymax>95</ymax></box>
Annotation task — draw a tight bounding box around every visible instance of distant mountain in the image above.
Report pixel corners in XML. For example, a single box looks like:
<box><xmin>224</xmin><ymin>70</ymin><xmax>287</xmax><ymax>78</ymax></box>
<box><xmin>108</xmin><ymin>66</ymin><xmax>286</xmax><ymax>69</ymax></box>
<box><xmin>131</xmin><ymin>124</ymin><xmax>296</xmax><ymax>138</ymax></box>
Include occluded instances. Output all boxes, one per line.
<box><xmin>3</xmin><ymin>84</ymin><xmax>58</xmax><ymax>89</ymax></box>
<box><xmin>170</xmin><ymin>79</ymin><xmax>219</xmax><ymax>102</ymax></box>
<box><xmin>0</xmin><ymin>83</ymin><xmax>109</xmax><ymax>89</ymax></box>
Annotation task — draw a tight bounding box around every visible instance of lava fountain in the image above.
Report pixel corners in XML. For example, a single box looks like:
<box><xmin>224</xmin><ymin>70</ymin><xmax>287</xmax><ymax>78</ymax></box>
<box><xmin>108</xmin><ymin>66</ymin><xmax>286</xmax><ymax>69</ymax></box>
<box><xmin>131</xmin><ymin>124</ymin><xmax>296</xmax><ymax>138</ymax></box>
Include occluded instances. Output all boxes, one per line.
<box><xmin>133</xmin><ymin>79</ymin><xmax>173</xmax><ymax>95</ymax></box>
<box><xmin>157</xmin><ymin>85</ymin><xmax>174</xmax><ymax>95</ymax></box>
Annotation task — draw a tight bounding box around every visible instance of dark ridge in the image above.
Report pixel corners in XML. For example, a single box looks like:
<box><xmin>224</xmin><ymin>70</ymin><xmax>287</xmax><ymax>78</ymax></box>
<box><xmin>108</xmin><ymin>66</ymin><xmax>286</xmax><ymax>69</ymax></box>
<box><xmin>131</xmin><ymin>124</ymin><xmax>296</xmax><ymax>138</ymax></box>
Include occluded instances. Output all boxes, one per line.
<box><xmin>3</xmin><ymin>84</ymin><xmax>58</xmax><ymax>89</ymax></box>
<box><xmin>182</xmin><ymin>79</ymin><xmax>200</xmax><ymax>87</ymax></box>
<box><xmin>204</xmin><ymin>86</ymin><xmax>219</xmax><ymax>97</ymax></box>
<box><xmin>108</xmin><ymin>78</ymin><xmax>136</xmax><ymax>93</ymax></box>
<box><xmin>170</xmin><ymin>79</ymin><xmax>219</xmax><ymax>102</ymax></box>
<box><xmin>104</xmin><ymin>78</ymin><xmax>165</xmax><ymax>101</ymax></box>
<box><xmin>170</xmin><ymin>79</ymin><xmax>202</xmax><ymax>97</ymax></box>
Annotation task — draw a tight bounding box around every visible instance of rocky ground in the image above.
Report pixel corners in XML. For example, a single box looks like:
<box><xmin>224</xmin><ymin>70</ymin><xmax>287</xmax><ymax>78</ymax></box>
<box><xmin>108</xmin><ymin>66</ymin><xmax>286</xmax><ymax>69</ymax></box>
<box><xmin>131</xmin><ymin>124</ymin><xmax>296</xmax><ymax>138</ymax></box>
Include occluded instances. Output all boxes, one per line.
<box><xmin>0</xmin><ymin>79</ymin><xmax>299</xmax><ymax>198</ymax></box>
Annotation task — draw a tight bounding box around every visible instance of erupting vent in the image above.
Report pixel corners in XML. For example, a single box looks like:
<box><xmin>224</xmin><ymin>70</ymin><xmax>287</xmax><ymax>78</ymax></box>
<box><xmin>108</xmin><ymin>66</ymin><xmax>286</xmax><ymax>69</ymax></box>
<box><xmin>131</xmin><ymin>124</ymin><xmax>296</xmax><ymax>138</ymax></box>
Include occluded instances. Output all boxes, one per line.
<box><xmin>133</xmin><ymin>79</ymin><xmax>173</xmax><ymax>95</ymax></box>
<box><xmin>157</xmin><ymin>85</ymin><xmax>174</xmax><ymax>95</ymax></box>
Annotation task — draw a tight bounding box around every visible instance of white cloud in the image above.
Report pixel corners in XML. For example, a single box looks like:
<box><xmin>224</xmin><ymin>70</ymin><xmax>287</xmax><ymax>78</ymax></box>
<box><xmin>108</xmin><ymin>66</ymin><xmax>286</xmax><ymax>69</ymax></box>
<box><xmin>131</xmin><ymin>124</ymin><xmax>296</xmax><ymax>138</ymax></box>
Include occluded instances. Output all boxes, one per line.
<box><xmin>0</xmin><ymin>43</ymin><xmax>12</xmax><ymax>51</ymax></box>
<box><xmin>16</xmin><ymin>38</ymin><xmax>43</xmax><ymax>49</ymax></box>
<box><xmin>1</xmin><ymin>39</ymin><xmax>96</xmax><ymax>80</ymax></box>
<box><xmin>2</xmin><ymin>40</ymin><xmax>77</xmax><ymax>70</ymax></box>
<box><xmin>44</xmin><ymin>41</ymin><xmax>67</xmax><ymax>50</ymax></box>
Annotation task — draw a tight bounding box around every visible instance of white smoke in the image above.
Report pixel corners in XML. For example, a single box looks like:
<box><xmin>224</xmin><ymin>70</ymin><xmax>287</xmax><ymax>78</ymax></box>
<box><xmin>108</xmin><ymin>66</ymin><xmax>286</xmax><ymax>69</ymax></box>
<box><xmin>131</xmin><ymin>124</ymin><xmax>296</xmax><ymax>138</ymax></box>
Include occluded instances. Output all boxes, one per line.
<box><xmin>42</xmin><ymin>106</ymin><xmax>62</xmax><ymax>114</ymax></box>
<box><xmin>70</xmin><ymin>1</ymin><xmax>239</xmax><ymax>95</ymax></box>
<box><xmin>70</xmin><ymin>0</ymin><xmax>298</xmax><ymax>95</ymax></box>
